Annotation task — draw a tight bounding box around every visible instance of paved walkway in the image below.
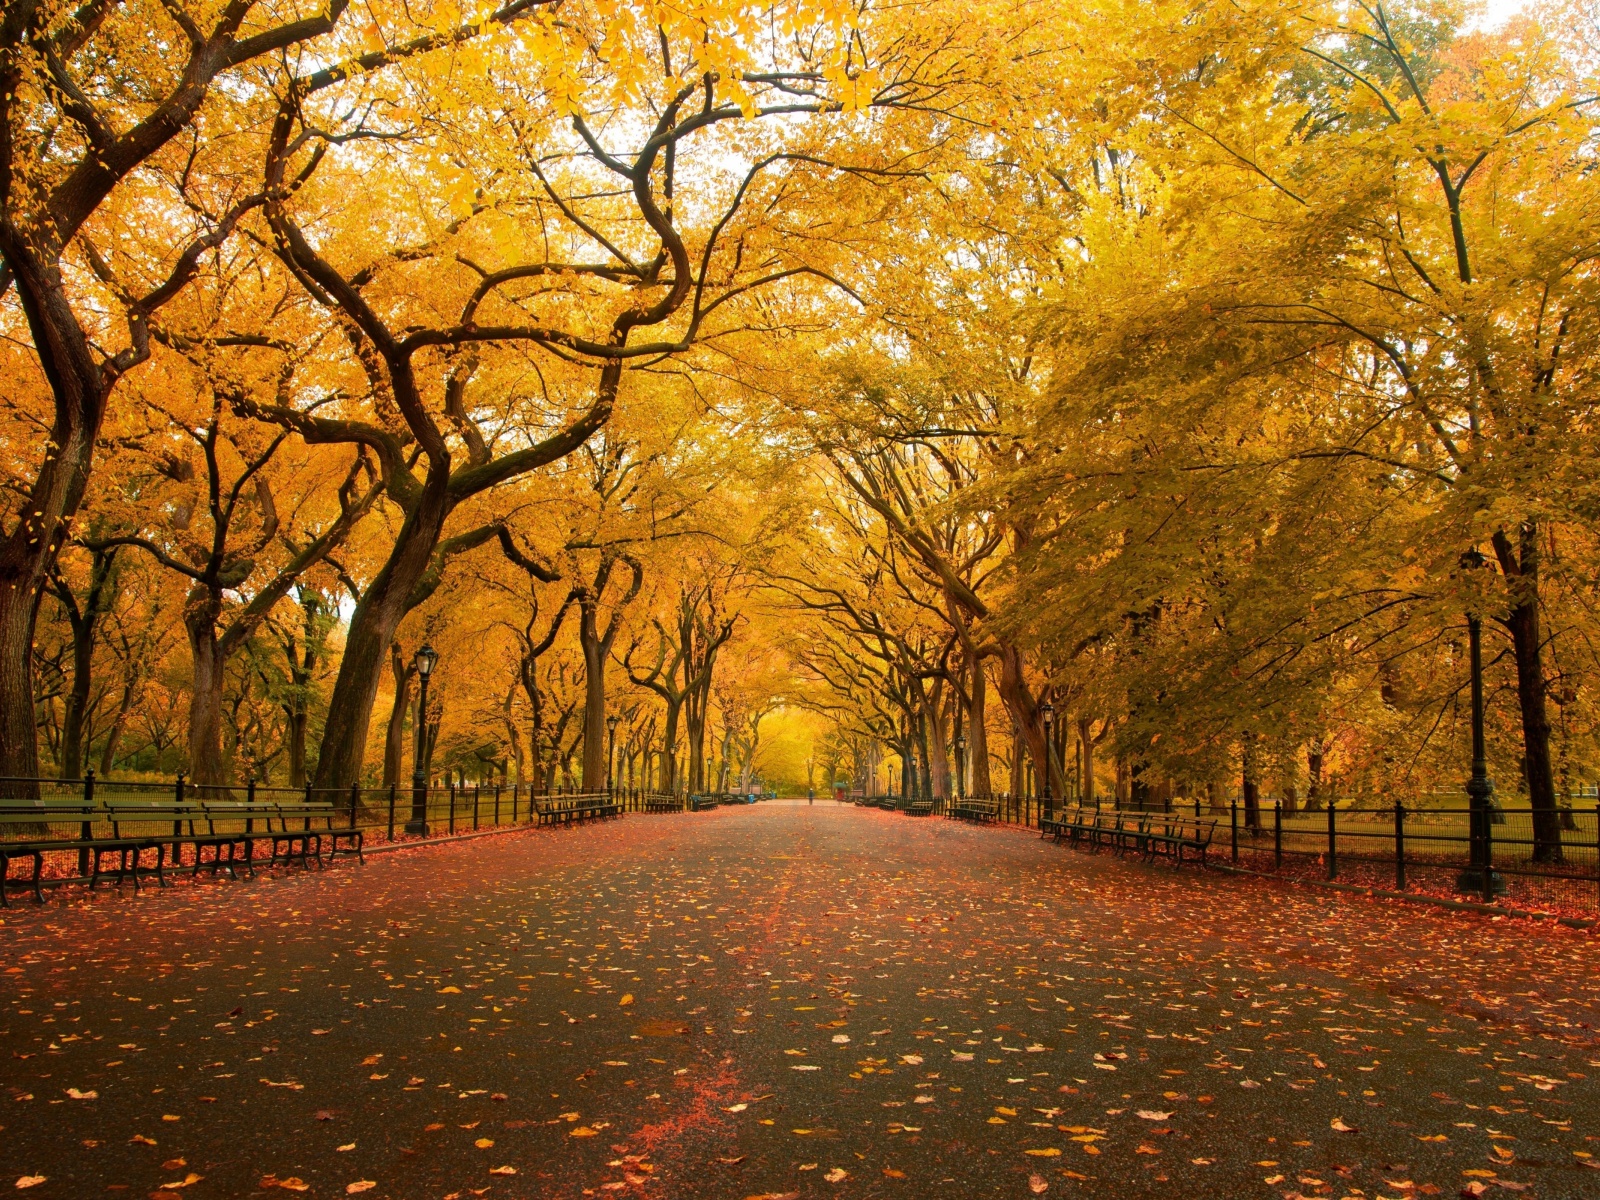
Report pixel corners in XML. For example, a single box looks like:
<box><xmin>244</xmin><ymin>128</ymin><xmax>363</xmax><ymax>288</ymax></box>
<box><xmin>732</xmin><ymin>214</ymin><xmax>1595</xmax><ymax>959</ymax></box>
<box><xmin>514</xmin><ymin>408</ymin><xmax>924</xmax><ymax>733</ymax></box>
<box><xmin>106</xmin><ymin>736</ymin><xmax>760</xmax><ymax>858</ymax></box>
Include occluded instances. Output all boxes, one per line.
<box><xmin>3</xmin><ymin>803</ymin><xmax>1598</xmax><ymax>1198</ymax></box>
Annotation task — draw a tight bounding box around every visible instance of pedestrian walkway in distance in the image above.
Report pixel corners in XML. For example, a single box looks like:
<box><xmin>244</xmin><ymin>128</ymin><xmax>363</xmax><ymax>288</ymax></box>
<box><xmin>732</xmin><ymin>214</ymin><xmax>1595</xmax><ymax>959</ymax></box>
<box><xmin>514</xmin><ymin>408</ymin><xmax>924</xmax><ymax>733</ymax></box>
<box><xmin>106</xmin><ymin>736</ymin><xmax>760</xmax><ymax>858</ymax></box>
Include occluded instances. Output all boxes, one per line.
<box><xmin>2</xmin><ymin>802</ymin><xmax>1596</xmax><ymax>1197</ymax></box>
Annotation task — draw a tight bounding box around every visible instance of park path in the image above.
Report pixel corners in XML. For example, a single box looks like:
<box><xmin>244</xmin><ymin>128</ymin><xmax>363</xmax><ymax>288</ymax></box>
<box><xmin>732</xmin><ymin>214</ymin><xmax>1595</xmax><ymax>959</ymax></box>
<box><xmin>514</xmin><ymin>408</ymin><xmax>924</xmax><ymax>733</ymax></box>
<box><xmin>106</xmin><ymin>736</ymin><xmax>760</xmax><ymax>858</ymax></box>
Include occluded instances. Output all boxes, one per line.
<box><xmin>2</xmin><ymin>802</ymin><xmax>1598</xmax><ymax>1199</ymax></box>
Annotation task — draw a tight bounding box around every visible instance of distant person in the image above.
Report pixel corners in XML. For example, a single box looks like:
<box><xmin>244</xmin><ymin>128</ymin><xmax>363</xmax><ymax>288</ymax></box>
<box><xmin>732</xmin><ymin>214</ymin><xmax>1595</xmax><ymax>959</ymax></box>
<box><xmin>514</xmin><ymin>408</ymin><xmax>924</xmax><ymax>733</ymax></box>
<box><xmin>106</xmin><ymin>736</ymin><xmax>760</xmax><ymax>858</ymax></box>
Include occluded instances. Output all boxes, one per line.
<box><xmin>808</xmin><ymin>788</ymin><xmax>814</xmax><ymax>805</ymax></box>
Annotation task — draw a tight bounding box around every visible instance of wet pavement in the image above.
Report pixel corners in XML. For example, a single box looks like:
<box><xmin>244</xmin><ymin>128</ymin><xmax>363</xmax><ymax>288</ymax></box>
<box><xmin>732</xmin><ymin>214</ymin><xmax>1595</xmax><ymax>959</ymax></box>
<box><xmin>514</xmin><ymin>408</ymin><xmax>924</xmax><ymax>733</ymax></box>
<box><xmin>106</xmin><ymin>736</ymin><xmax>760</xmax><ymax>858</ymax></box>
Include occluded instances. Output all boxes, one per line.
<box><xmin>2</xmin><ymin>800</ymin><xmax>1598</xmax><ymax>1199</ymax></box>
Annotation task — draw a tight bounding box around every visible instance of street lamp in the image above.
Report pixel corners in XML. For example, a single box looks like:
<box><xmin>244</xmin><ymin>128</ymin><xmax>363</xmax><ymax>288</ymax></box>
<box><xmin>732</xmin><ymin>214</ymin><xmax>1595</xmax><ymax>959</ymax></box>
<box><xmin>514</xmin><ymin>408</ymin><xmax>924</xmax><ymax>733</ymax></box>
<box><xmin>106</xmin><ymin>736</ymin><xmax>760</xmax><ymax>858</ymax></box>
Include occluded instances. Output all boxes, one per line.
<box><xmin>955</xmin><ymin>734</ymin><xmax>967</xmax><ymax>803</ymax></box>
<box><xmin>407</xmin><ymin>644</ymin><xmax>439</xmax><ymax>835</ymax></box>
<box><xmin>1456</xmin><ymin>550</ymin><xmax>1503</xmax><ymax>897</ymax></box>
<box><xmin>1039</xmin><ymin>701</ymin><xmax>1055</xmax><ymax>822</ymax></box>
<box><xmin>606</xmin><ymin>713</ymin><xmax>620</xmax><ymax>795</ymax></box>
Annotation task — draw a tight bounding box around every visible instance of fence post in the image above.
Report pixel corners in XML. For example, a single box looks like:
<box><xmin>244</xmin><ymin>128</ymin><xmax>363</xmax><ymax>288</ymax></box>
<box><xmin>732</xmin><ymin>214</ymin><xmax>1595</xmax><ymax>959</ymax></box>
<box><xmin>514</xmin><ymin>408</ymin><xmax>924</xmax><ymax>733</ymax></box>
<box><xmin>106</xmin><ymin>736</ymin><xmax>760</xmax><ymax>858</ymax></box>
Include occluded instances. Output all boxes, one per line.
<box><xmin>1230</xmin><ymin>799</ymin><xmax>1238</xmax><ymax>863</ymax></box>
<box><xmin>473</xmin><ymin>784</ymin><xmax>480</xmax><ymax>832</ymax></box>
<box><xmin>79</xmin><ymin>770</ymin><xmax>95</xmax><ymax>877</ymax></box>
<box><xmin>303</xmin><ymin>781</ymin><xmax>313</xmax><ymax>831</ymax></box>
<box><xmin>512</xmin><ymin>782</ymin><xmax>519</xmax><ymax>825</ymax></box>
<box><xmin>1326</xmin><ymin>799</ymin><xmax>1337</xmax><ymax>881</ymax></box>
<box><xmin>1391</xmin><ymin>801</ymin><xmax>1405</xmax><ymax>890</ymax></box>
<box><xmin>449</xmin><ymin>781</ymin><xmax>456</xmax><ymax>835</ymax></box>
<box><xmin>246</xmin><ymin>778</ymin><xmax>256</xmax><ymax>834</ymax></box>
<box><xmin>1274</xmin><ymin>800</ymin><xmax>1282</xmax><ymax>871</ymax></box>
<box><xmin>173</xmin><ymin>772</ymin><xmax>186</xmax><ymax>864</ymax></box>
<box><xmin>349</xmin><ymin>782</ymin><xmax>359</xmax><ymax>829</ymax></box>
<box><xmin>387</xmin><ymin>783</ymin><xmax>396</xmax><ymax>843</ymax></box>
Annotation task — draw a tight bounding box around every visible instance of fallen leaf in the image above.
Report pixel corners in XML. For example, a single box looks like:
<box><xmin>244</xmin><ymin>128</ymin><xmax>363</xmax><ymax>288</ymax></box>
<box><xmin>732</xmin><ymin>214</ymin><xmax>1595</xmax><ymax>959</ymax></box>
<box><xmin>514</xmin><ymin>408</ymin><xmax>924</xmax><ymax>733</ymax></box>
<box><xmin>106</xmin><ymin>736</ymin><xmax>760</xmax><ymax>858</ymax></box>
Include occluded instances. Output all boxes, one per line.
<box><xmin>1136</xmin><ymin>1110</ymin><xmax>1173</xmax><ymax>1121</ymax></box>
<box><xmin>1025</xmin><ymin>1148</ymin><xmax>1061</xmax><ymax>1157</ymax></box>
<box><xmin>824</xmin><ymin>1168</ymin><xmax>848</xmax><ymax>1183</ymax></box>
<box><xmin>723</xmin><ymin>1103</ymin><xmax>748</xmax><ymax>1113</ymax></box>
<box><xmin>488</xmin><ymin>1166</ymin><xmax>517</xmax><ymax>1176</ymax></box>
<box><xmin>337</xmin><ymin>1143</ymin><xmax>356</xmax><ymax>1152</ymax></box>
<box><xmin>65</xmin><ymin>1088</ymin><xmax>97</xmax><ymax>1100</ymax></box>
<box><xmin>619</xmin><ymin>994</ymin><xmax>633</xmax><ymax>1006</ymax></box>
<box><xmin>1029</xmin><ymin>1176</ymin><xmax>1049</xmax><ymax>1195</ymax></box>
<box><xmin>14</xmin><ymin>1179</ymin><xmax>45</xmax><ymax>1190</ymax></box>
<box><xmin>275</xmin><ymin>1179</ymin><xmax>311</xmax><ymax>1193</ymax></box>
<box><xmin>346</xmin><ymin>1185</ymin><xmax>377</xmax><ymax>1196</ymax></box>
<box><xmin>474</xmin><ymin>1138</ymin><xmax>494</xmax><ymax>1148</ymax></box>
<box><xmin>570</xmin><ymin>1127</ymin><xmax>599</xmax><ymax>1137</ymax></box>
<box><xmin>158</xmin><ymin>1173</ymin><xmax>202</xmax><ymax>1189</ymax></box>
<box><xmin>1331</xmin><ymin>1117</ymin><xmax>1358</xmax><ymax>1133</ymax></box>
<box><xmin>438</xmin><ymin>986</ymin><xmax>461</xmax><ymax>994</ymax></box>
<box><xmin>131</xmin><ymin>1135</ymin><xmax>157</xmax><ymax>1146</ymax></box>
<box><xmin>901</xmin><ymin>1055</ymin><xmax>923</xmax><ymax>1065</ymax></box>
<box><xmin>717</xmin><ymin>1156</ymin><xmax>747</xmax><ymax>1165</ymax></box>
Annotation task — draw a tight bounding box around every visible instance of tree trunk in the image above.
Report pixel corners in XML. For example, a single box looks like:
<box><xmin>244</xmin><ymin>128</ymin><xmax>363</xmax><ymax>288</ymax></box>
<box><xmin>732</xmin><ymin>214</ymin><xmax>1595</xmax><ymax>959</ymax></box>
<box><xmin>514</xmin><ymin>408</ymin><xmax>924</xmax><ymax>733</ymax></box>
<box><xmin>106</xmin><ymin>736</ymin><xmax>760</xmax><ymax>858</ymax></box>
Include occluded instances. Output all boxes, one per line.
<box><xmin>579</xmin><ymin>603</ymin><xmax>608</xmax><ymax>791</ymax></box>
<box><xmin>382</xmin><ymin>644</ymin><xmax>412</xmax><ymax>788</ymax></box>
<box><xmin>927</xmin><ymin>681</ymin><xmax>951</xmax><ymax>800</ymax></box>
<box><xmin>1305</xmin><ymin>745</ymin><xmax>1324</xmax><ymax>812</ymax></box>
<box><xmin>968</xmin><ymin>654</ymin><xmax>992</xmax><ymax>795</ymax></box>
<box><xmin>992</xmin><ymin>640</ymin><xmax>1050</xmax><ymax>796</ymax></box>
<box><xmin>1242</xmin><ymin>746</ymin><xmax>1261</xmax><ymax>832</ymax></box>
<box><xmin>99</xmin><ymin>678</ymin><xmax>138</xmax><ymax>776</ymax></box>
<box><xmin>1077</xmin><ymin>716</ymin><xmax>1096</xmax><ymax>806</ymax></box>
<box><xmin>314</xmin><ymin>477</ymin><xmax>450</xmax><ymax>787</ymax></box>
<box><xmin>0</xmin><ymin>271</ymin><xmax>106</xmax><ymax>785</ymax></box>
<box><xmin>1493</xmin><ymin>523</ymin><xmax>1563</xmax><ymax>862</ymax></box>
<box><xmin>185</xmin><ymin>595</ymin><xmax>228</xmax><ymax>787</ymax></box>
<box><xmin>58</xmin><ymin>609</ymin><xmax>95</xmax><ymax>778</ymax></box>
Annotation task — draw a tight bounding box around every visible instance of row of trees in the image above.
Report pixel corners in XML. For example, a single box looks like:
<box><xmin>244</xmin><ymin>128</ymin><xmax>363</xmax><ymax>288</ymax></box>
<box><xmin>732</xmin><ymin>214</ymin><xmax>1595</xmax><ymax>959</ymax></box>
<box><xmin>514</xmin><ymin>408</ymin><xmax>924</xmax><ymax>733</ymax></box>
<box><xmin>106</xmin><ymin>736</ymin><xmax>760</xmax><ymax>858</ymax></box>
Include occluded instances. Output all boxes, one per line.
<box><xmin>774</xmin><ymin>0</ymin><xmax>1600</xmax><ymax>866</ymax></box>
<box><xmin>5</xmin><ymin>2</ymin><xmax>1599</xmax><ymax>864</ymax></box>
<box><xmin>3</xmin><ymin>0</ymin><xmax>1048</xmax><ymax>792</ymax></box>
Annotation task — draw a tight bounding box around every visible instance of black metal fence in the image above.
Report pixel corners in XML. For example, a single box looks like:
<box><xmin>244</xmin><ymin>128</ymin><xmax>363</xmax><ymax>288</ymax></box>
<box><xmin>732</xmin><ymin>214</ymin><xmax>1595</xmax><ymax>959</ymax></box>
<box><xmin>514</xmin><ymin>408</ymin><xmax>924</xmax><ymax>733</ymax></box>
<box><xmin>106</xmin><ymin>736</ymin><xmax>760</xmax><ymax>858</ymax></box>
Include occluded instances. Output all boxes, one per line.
<box><xmin>1223</xmin><ymin>799</ymin><xmax>1600</xmax><ymax>914</ymax></box>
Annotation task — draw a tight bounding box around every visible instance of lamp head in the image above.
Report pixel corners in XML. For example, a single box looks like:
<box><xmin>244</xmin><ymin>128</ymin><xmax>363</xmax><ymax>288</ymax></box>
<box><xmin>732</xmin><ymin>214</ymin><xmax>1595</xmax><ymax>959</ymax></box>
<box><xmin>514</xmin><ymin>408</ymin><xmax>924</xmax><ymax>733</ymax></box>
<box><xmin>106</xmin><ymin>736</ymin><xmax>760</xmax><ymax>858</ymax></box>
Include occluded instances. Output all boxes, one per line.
<box><xmin>1040</xmin><ymin>701</ymin><xmax>1054</xmax><ymax>726</ymax></box>
<box><xmin>607</xmin><ymin>714</ymin><xmax>620</xmax><ymax>733</ymax></box>
<box><xmin>955</xmin><ymin>735</ymin><xmax>967</xmax><ymax>752</ymax></box>
<box><xmin>414</xmin><ymin>644</ymin><xmax>438</xmax><ymax>678</ymax></box>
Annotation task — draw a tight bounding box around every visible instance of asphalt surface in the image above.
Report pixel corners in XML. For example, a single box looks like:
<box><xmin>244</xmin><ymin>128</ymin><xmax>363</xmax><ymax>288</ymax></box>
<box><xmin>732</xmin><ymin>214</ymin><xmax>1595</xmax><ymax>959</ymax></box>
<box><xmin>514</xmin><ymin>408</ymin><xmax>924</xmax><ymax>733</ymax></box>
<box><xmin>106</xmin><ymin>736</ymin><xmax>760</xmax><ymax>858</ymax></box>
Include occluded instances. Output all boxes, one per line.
<box><xmin>2</xmin><ymin>801</ymin><xmax>1598</xmax><ymax>1199</ymax></box>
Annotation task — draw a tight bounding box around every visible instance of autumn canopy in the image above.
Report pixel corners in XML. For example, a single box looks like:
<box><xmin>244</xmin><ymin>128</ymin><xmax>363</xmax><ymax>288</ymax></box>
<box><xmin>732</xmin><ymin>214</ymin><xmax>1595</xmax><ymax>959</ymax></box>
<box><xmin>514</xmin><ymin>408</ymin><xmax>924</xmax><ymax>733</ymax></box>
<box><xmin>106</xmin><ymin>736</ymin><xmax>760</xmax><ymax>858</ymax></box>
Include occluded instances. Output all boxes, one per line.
<box><xmin>2</xmin><ymin>0</ymin><xmax>1597</xmax><ymax>843</ymax></box>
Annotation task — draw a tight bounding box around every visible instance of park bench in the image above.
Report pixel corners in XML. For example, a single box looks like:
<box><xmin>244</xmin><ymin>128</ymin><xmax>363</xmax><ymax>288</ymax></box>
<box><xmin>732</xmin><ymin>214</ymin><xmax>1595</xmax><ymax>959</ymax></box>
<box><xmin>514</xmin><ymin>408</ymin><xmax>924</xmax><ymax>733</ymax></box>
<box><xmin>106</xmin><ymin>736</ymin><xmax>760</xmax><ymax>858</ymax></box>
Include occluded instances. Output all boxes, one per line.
<box><xmin>904</xmin><ymin>799</ymin><xmax>935</xmax><ymax>817</ymax></box>
<box><xmin>1140</xmin><ymin>814</ymin><xmax>1216</xmax><ymax>866</ymax></box>
<box><xmin>535</xmin><ymin>794</ymin><xmax>619</xmax><ymax>825</ymax></box>
<box><xmin>644</xmin><ymin>795</ymin><xmax>683</xmax><ymax>814</ymax></box>
<box><xmin>1040</xmin><ymin>804</ymin><xmax>1094</xmax><ymax>845</ymax></box>
<box><xmin>951</xmin><ymin>797</ymin><xmax>1000</xmax><ymax>822</ymax></box>
<box><xmin>0</xmin><ymin>798</ymin><xmax>171</xmax><ymax>902</ymax></box>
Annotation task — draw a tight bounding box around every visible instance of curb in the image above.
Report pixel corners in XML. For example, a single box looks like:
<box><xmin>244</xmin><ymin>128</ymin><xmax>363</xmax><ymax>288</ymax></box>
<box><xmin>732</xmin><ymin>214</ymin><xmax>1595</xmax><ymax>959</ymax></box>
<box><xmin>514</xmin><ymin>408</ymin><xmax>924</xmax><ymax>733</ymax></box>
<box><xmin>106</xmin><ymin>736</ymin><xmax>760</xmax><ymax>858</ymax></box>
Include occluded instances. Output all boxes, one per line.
<box><xmin>1207</xmin><ymin>862</ymin><xmax>1598</xmax><ymax>930</ymax></box>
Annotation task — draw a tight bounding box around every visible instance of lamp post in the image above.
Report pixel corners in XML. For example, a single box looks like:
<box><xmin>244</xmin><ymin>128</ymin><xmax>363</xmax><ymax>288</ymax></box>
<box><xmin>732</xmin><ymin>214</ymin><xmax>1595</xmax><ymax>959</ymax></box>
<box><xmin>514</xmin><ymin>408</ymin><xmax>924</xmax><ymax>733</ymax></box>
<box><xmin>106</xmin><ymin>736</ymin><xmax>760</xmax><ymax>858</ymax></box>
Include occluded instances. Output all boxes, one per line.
<box><xmin>955</xmin><ymin>734</ymin><xmax>967</xmax><ymax>803</ymax></box>
<box><xmin>1039</xmin><ymin>701</ymin><xmax>1055</xmax><ymax>822</ymax></box>
<box><xmin>407</xmin><ymin>644</ymin><xmax>438</xmax><ymax>835</ymax></box>
<box><xmin>1456</xmin><ymin>550</ymin><xmax>1502</xmax><ymax>896</ymax></box>
<box><xmin>606</xmin><ymin>713</ymin><xmax>620</xmax><ymax>795</ymax></box>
